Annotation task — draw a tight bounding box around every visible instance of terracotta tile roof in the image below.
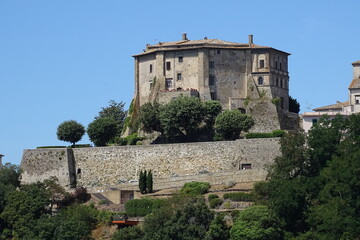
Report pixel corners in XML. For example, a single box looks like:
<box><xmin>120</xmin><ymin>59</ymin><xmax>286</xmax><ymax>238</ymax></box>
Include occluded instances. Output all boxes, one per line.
<box><xmin>313</xmin><ymin>101</ymin><xmax>349</xmax><ymax>111</ymax></box>
<box><xmin>133</xmin><ymin>38</ymin><xmax>290</xmax><ymax>57</ymax></box>
<box><xmin>349</xmin><ymin>78</ymin><xmax>360</xmax><ymax>89</ymax></box>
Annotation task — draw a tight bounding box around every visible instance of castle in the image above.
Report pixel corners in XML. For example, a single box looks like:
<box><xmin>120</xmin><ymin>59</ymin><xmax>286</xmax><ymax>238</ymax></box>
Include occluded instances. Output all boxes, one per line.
<box><xmin>302</xmin><ymin>60</ymin><xmax>360</xmax><ymax>132</ymax></box>
<box><xmin>20</xmin><ymin>35</ymin><xmax>296</xmax><ymax>191</ymax></box>
<box><xmin>131</xmin><ymin>33</ymin><xmax>297</xmax><ymax>133</ymax></box>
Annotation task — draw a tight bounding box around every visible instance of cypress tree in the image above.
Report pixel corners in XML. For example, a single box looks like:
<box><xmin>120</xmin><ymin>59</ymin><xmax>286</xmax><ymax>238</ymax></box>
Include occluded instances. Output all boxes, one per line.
<box><xmin>146</xmin><ymin>170</ymin><xmax>153</xmax><ymax>193</ymax></box>
<box><xmin>138</xmin><ymin>170</ymin><xmax>145</xmax><ymax>193</ymax></box>
<box><xmin>142</xmin><ymin>170</ymin><xmax>147</xmax><ymax>194</ymax></box>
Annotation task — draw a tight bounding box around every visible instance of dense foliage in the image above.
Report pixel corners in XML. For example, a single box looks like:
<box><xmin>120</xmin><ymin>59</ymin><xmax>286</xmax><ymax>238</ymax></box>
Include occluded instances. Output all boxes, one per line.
<box><xmin>181</xmin><ymin>181</ymin><xmax>211</xmax><ymax>195</ymax></box>
<box><xmin>87</xmin><ymin>117</ymin><xmax>118</xmax><ymax>146</ymax></box>
<box><xmin>289</xmin><ymin>96</ymin><xmax>300</xmax><ymax>113</ymax></box>
<box><xmin>215</xmin><ymin>109</ymin><xmax>254</xmax><ymax>140</ymax></box>
<box><xmin>57</xmin><ymin>120</ymin><xmax>85</xmax><ymax>145</ymax></box>
<box><xmin>138</xmin><ymin>96</ymin><xmax>222</xmax><ymax>142</ymax></box>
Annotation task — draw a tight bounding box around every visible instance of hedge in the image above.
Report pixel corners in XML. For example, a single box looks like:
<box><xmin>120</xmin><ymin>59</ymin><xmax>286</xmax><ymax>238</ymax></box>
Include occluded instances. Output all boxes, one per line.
<box><xmin>181</xmin><ymin>182</ymin><xmax>210</xmax><ymax>195</ymax></box>
<box><xmin>245</xmin><ymin>129</ymin><xmax>285</xmax><ymax>139</ymax></box>
<box><xmin>125</xmin><ymin>198</ymin><xmax>165</xmax><ymax>217</ymax></box>
<box><xmin>209</xmin><ymin>198</ymin><xmax>224</xmax><ymax>209</ymax></box>
<box><xmin>223</xmin><ymin>192</ymin><xmax>255</xmax><ymax>202</ymax></box>
<box><xmin>208</xmin><ymin>194</ymin><xmax>219</xmax><ymax>202</ymax></box>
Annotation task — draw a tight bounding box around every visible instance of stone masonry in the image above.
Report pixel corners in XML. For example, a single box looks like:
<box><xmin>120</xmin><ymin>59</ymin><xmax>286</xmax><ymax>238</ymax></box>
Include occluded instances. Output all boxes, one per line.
<box><xmin>21</xmin><ymin>138</ymin><xmax>280</xmax><ymax>189</ymax></box>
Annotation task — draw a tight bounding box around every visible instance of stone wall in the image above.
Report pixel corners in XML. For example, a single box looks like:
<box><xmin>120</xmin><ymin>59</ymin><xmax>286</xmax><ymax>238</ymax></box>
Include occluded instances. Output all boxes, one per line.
<box><xmin>21</xmin><ymin>138</ymin><xmax>281</xmax><ymax>189</ymax></box>
<box><xmin>20</xmin><ymin>148</ymin><xmax>75</xmax><ymax>188</ymax></box>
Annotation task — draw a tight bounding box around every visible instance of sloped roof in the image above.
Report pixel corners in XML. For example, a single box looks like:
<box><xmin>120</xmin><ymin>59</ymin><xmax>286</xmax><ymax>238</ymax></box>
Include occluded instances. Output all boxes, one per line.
<box><xmin>313</xmin><ymin>101</ymin><xmax>349</xmax><ymax>111</ymax></box>
<box><xmin>133</xmin><ymin>38</ymin><xmax>290</xmax><ymax>57</ymax></box>
<box><xmin>349</xmin><ymin>78</ymin><xmax>360</xmax><ymax>89</ymax></box>
<box><xmin>352</xmin><ymin>60</ymin><xmax>360</xmax><ymax>66</ymax></box>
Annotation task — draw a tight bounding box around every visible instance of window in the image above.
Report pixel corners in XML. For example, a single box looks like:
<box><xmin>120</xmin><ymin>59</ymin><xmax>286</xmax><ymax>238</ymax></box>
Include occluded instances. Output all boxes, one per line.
<box><xmin>312</xmin><ymin>119</ymin><xmax>318</xmax><ymax>125</ymax></box>
<box><xmin>178</xmin><ymin>56</ymin><xmax>183</xmax><ymax>62</ymax></box>
<box><xmin>177</xmin><ymin>73</ymin><xmax>182</xmax><ymax>81</ymax></box>
<box><xmin>280</xmin><ymin>97</ymin><xmax>284</xmax><ymax>109</ymax></box>
<box><xmin>275</xmin><ymin>61</ymin><xmax>278</xmax><ymax>69</ymax></box>
<box><xmin>210</xmin><ymin>92</ymin><xmax>217</xmax><ymax>100</ymax></box>
<box><xmin>241</xmin><ymin>164</ymin><xmax>252</xmax><ymax>170</ymax></box>
<box><xmin>258</xmin><ymin>77</ymin><xmax>263</xmax><ymax>85</ymax></box>
<box><xmin>280</xmin><ymin>79</ymin><xmax>283</xmax><ymax>88</ymax></box>
<box><xmin>209</xmin><ymin>76</ymin><xmax>215</xmax><ymax>85</ymax></box>
<box><xmin>276</xmin><ymin>78</ymin><xmax>279</xmax><ymax>87</ymax></box>
<box><xmin>165</xmin><ymin>78</ymin><xmax>173</xmax><ymax>89</ymax></box>
<box><xmin>77</xmin><ymin>168</ymin><xmax>81</xmax><ymax>174</ymax></box>
<box><xmin>280</xmin><ymin>62</ymin><xmax>282</xmax><ymax>70</ymax></box>
<box><xmin>150</xmin><ymin>64</ymin><xmax>152</xmax><ymax>73</ymax></box>
<box><xmin>166</xmin><ymin>62</ymin><xmax>171</xmax><ymax>70</ymax></box>
<box><xmin>259</xmin><ymin>59</ymin><xmax>265</xmax><ymax>68</ymax></box>
<box><xmin>216</xmin><ymin>49</ymin><xmax>221</xmax><ymax>54</ymax></box>
<box><xmin>356</xmin><ymin>95</ymin><xmax>360</xmax><ymax>104</ymax></box>
<box><xmin>209</xmin><ymin>61</ymin><xmax>215</xmax><ymax>69</ymax></box>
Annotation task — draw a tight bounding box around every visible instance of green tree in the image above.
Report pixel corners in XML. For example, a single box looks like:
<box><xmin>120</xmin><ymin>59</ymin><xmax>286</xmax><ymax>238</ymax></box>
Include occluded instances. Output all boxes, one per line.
<box><xmin>87</xmin><ymin>117</ymin><xmax>118</xmax><ymax>146</ymax></box>
<box><xmin>289</xmin><ymin>96</ymin><xmax>300</xmax><ymax>113</ymax></box>
<box><xmin>164</xmin><ymin>198</ymin><xmax>214</xmax><ymax>240</ymax></box>
<box><xmin>138</xmin><ymin>102</ymin><xmax>163</xmax><ymax>133</ymax></box>
<box><xmin>96</xmin><ymin>100</ymin><xmax>127</xmax><ymax>138</ymax></box>
<box><xmin>203</xmin><ymin>100</ymin><xmax>222</xmax><ymax>128</ymax></box>
<box><xmin>1</xmin><ymin>182</ymin><xmax>51</xmax><ymax>239</ymax></box>
<box><xmin>215</xmin><ymin>110</ymin><xmax>254</xmax><ymax>140</ymax></box>
<box><xmin>160</xmin><ymin>96</ymin><xmax>205</xmax><ymax>141</ymax></box>
<box><xmin>57</xmin><ymin>120</ymin><xmax>85</xmax><ymax>145</ymax></box>
<box><xmin>112</xmin><ymin>226</ymin><xmax>144</xmax><ymax>240</ymax></box>
<box><xmin>138</xmin><ymin>170</ymin><xmax>146</xmax><ymax>194</ymax></box>
<box><xmin>205</xmin><ymin>214</ymin><xmax>229</xmax><ymax>240</ymax></box>
<box><xmin>230</xmin><ymin>205</ymin><xmax>283</xmax><ymax>240</ymax></box>
<box><xmin>146</xmin><ymin>170</ymin><xmax>153</xmax><ymax>193</ymax></box>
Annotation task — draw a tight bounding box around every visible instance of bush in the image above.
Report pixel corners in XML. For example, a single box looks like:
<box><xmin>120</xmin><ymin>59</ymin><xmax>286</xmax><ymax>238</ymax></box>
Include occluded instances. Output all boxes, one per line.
<box><xmin>96</xmin><ymin>210</ymin><xmax>115</xmax><ymax>225</ymax></box>
<box><xmin>272</xmin><ymin>129</ymin><xmax>285</xmax><ymax>137</ymax></box>
<box><xmin>181</xmin><ymin>182</ymin><xmax>210</xmax><ymax>195</ymax></box>
<box><xmin>209</xmin><ymin>198</ymin><xmax>224</xmax><ymax>209</ymax></box>
<box><xmin>208</xmin><ymin>194</ymin><xmax>219</xmax><ymax>201</ymax></box>
<box><xmin>245</xmin><ymin>130</ymin><xmax>285</xmax><ymax>139</ymax></box>
<box><xmin>223</xmin><ymin>192</ymin><xmax>254</xmax><ymax>202</ymax></box>
<box><xmin>245</xmin><ymin>132</ymin><xmax>273</xmax><ymax>139</ymax></box>
<box><xmin>112</xmin><ymin>226</ymin><xmax>144</xmax><ymax>240</ymax></box>
<box><xmin>125</xmin><ymin>198</ymin><xmax>164</xmax><ymax>217</ymax></box>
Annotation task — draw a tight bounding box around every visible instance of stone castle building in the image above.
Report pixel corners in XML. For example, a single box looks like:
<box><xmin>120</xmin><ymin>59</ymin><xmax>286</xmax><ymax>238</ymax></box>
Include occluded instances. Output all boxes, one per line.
<box><xmin>131</xmin><ymin>34</ymin><xmax>296</xmax><ymax>132</ymax></box>
<box><xmin>302</xmin><ymin>60</ymin><xmax>360</xmax><ymax>132</ymax></box>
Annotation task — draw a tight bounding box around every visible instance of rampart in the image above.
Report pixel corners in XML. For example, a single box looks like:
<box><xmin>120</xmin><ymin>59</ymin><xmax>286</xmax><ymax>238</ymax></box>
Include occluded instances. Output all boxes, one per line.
<box><xmin>20</xmin><ymin>138</ymin><xmax>281</xmax><ymax>189</ymax></box>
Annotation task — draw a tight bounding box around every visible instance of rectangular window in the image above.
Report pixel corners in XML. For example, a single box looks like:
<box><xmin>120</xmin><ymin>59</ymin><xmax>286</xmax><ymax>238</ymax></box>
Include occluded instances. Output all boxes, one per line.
<box><xmin>216</xmin><ymin>49</ymin><xmax>221</xmax><ymax>54</ymax></box>
<box><xmin>209</xmin><ymin>76</ymin><xmax>215</xmax><ymax>85</ymax></box>
<box><xmin>355</xmin><ymin>95</ymin><xmax>360</xmax><ymax>104</ymax></box>
<box><xmin>280</xmin><ymin>62</ymin><xmax>282</xmax><ymax>70</ymax></box>
<box><xmin>241</xmin><ymin>164</ymin><xmax>252</xmax><ymax>170</ymax></box>
<box><xmin>177</xmin><ymin>73</ymin><xmax>182</xmax><ymax>81</ymax></box>
<box><xmin>178</xmin><ymin>56</ymin><xmax>183</xmax><ymax>62</ymax></box>
<box><xmin>150</xmin><ymin>64</ymin><xmax>152</xmax><ymax>73</ymax></box>
<box><xmin>312</xmin><ymin>119</ymin><xmax>318</xmax><ymax>125</ymax></box>
<box><xmin>166</xmin><ymin>62</ymin><xmax>171</xmax><ymax>70</ymax></box>
<box><xmin>259</xmin><ymin>60</ymin><xmax>265</xmax><ymax>68</ymax></box>
<box><xmin>209</xmin><ymin>61</ymin><xmax>215</xmax><ymax>69</ymax></box>
<box><xmin>165</xmin><ymin>78</ymin><xmax>173</xmax><ymax>89</ymax></box>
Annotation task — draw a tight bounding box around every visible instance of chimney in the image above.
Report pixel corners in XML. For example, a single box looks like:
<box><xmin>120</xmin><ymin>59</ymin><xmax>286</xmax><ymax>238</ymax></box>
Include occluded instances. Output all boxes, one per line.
<box><xmin>248</xmin><ymin>34</ymin><xmax>253</xmax><ymax>45</ymax></box>
<box><xmin>182</xmin><ymin>32</ymin><xmax>188</xmax><ymax>41</ymax></box>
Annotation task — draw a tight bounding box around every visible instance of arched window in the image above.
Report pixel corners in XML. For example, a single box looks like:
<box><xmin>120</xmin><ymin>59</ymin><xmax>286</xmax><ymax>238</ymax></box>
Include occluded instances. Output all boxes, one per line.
<box><xmin>258</xmin><ymin>77</ymin><xmax>264</xmax><ymax>85</ymax></box>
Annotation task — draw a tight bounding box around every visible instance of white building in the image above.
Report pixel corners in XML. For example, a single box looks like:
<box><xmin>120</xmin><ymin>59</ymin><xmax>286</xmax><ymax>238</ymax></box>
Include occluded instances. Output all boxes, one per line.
<box><xmin>302</xmin><ymin>60</ymin><xmax>360</xmax><ymax>132</ymax></box>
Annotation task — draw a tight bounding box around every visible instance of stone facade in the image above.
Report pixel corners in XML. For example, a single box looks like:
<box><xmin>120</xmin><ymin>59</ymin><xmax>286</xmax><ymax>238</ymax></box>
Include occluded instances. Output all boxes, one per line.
<box><xmin>20</xmin><ymin>138</ymin><xmax>281</xmax><ymax>189</ymax></box>
<box><xmin>130</xmin><ymin>34</ymin><xmax>296</xmax><ymax>133</ymax></box>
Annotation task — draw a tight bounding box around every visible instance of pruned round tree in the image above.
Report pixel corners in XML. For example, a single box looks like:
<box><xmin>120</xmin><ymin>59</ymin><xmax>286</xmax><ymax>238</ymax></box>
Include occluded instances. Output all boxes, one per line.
<box><xmin>87</xmin><ymin>117</ymin><xmax>117</xmax><ymax>146</ymax></box>
<box><xmin>57</xmin><ymin>120</ymin><xmax>85</xmax><ymax>146</ymax></box>
<box><xmin>215</xmin><ymin>110</ymin><xmax>254</xmax><ymax>140</ymax></box>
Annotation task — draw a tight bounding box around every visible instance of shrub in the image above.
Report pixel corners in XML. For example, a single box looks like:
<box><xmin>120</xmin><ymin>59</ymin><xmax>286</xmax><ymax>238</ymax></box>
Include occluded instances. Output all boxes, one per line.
<box><xmin>96</xmin><ymin>210</ymin><xmax>115</xmax><ymax>225</ymax></box>
<box><xmin>272</xmin><ymin>129</ymin><xmax>285</xmax><ymax>137</ymax></box>
<box><xmin>125</xmin><ymin>198</ymin><xmax>164</xmax><ymax>217</ymax></box>
<box><xmin>208</xmin><ymin>194</ymin><xmax>219</xmax><ymax>202</ymax></box>
<box><xmin>209</xmin><ymin>198</ymin><xmax>224</xmax><ymax>209</ymax></box>
<box><xmin>181</xmin><ymin>182</ymin><xmax>210</xmax><ymax>195</ymax></box>
<box><xmin>223</xmin><ymin>192</ymin><xmax>255</xmax><ymax>202</ymax></box>
<box><xmin>245</xmin><ymin>132</ymin><xmax>273</xmax><ymax>139</ymax></box>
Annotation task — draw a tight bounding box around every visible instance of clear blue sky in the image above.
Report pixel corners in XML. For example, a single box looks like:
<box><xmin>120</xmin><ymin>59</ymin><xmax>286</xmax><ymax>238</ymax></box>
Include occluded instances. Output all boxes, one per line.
<box><xmin>1</xmin><ymin>0</ymin><xmax>359</xmax><ymax>165</ymax></box>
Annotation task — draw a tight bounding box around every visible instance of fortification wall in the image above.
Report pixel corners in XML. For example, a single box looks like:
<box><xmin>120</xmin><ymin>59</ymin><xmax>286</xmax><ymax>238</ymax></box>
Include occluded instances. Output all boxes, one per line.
<box><xmin>20</xmin><ymin>148</ymin><xmax>75</xmax><ymax>188</ymax></box>
<box><xmin>21</xmin><ymin>138</ymin><xmax>280</xmax><ymax>189</ymax></box>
